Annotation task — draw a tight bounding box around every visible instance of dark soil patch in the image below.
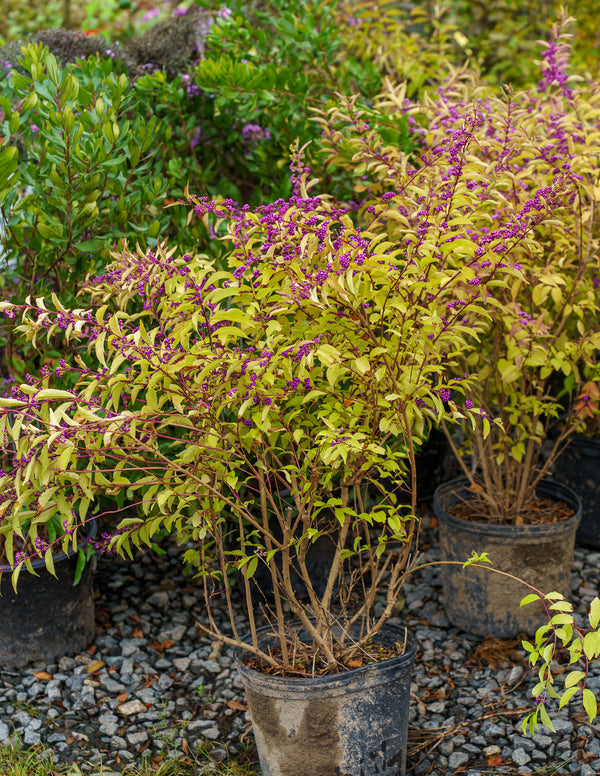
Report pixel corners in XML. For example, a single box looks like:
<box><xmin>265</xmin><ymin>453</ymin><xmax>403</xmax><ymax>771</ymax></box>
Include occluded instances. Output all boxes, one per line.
<box><xmin>448</xmin><ymin>491</ymin><xmax>575</xmax><ymax>526</ymax></box>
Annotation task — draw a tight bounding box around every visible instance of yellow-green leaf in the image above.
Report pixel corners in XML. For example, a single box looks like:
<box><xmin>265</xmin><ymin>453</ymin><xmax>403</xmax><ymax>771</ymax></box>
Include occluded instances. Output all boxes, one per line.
<box><xmin>589</xmin><ymin>597</ymin><xmax>600</xmax><ymax>629</ymax></box>
<box><xmin>559</xmin><ymin>685</ymin><xmax>579</xmax><ymax>709</ymax></box>
<box><xmin>520</xmin><ymin>593</ymin><xmax>541</xmax><ymax>607</ymax></box>
<box><xmin>538</xmin><ymin>704</ymin><xmax>555</xmax><ymax>732</ymax></box>
<box><xmin>582</xmin><ymin>688</ymin><xmax>598</xmax><ymax>722</ymax></box>
<box><xmin>564</xmin><ymin>670</ymin><xmax>586</xmax><ymax>688</ymax></box>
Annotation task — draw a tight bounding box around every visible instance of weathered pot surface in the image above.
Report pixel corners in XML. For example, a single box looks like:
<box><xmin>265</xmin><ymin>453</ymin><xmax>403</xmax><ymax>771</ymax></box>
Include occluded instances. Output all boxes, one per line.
<box><xmin>433</xmin><ymin>477</ymin><xmax>581</xmax><ymax>638</ymax></box>
<box><xmin>0</xmin><ymin>519</ymin><xmax>97</xmax><ymax>669</ymax></box>
<box><xmin>234</xmin><ymin>621</ymin><xmax>417</xmax><ymax>776</ymax></box>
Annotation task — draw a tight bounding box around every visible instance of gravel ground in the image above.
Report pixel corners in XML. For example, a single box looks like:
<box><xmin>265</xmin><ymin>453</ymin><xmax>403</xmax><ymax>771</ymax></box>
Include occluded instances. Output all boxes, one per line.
<box><xmin>0</xmin><ymin>511</ymin><xmax>598</xmax><ymax>776</ymax></box>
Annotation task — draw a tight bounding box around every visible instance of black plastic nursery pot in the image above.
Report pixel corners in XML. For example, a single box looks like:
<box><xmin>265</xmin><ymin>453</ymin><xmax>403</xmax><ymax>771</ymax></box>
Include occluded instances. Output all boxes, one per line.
<box><xmin>0</xmin><ymin>520</ymin><xmax>97</xmax><ymax>669</ymax></box>
<box><xmin>433</xmin><ymin>477</ymin><xmax>581</xmax><ymax>638</ymax></box>
<box><xmin>554</xmin><ymin>435</ymin><xmax>600</xmax><ymax>548</ymax></box>
<box><xmin>234</xmin><ymin>621</ymin><xmax>417</xmax><ymax>776</ymax></box>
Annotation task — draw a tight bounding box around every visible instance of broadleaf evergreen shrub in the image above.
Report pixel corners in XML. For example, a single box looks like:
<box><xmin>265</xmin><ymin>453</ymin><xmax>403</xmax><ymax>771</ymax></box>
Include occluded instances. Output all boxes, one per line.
<box><xmin>0</xmin><ymin>43</ymin><xmax>168</xmax><ymax>372</ymax></box>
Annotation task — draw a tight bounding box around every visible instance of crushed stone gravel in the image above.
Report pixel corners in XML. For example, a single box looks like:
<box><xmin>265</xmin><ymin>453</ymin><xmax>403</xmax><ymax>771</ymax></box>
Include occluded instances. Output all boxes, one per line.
<box><xmin>0</xmin><ymin>510</ymin><xmax>598</xmax><ymax>775</ymax></box>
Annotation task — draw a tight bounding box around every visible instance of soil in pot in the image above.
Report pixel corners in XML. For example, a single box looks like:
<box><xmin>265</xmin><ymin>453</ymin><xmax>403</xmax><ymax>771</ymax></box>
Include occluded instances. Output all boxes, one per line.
<box><xmin>0</xmin><ymin>519</ymin><xmax>97</xmax><ymax>669</ymax></box>
<box><xmin>553</xmin><ymin>435</ymin><xmax>600</xmax><ymax>548</ymax></box>
<box><xmin>234</xmin><ymin>622</ymin><xmax>417</xmax><ymax>776</ymax></box>
<box><xmin>433</xmin><ymin>477</ymin><xmax>581</xmax><ymax>638</ymax></box>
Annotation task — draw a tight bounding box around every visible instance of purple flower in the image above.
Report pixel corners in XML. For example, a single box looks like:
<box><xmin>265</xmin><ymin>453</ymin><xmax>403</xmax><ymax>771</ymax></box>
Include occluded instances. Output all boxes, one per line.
<box><xmin>34</xmin><ymin>536</ymin><xmax>50</xmax><ymax>553</ymax></box>
<box><xmin>241</xmin><ymin>123</ymin><xmax>271</xmax><ymax>144</ymax></box>
<box><xmin>142</xmin><ymin>8</ymin><xmax>160</xmax><ymax>22</ymax></box>
<box><xmin>190</xmin><ymin>127</ymin><xmax>202</xmax><ymax>149</ymax></box>
<box><xmin>181</xmin><ymin>74</ymin><xmax>201</xmax><ymax>99</ymax></box>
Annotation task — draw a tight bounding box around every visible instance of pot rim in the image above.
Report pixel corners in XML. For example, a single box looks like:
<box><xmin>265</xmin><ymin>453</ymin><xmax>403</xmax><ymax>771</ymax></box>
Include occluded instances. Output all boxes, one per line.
<box><xmin>433</xmin><ymin>476</ymin><xmax>581</xmax><ymax>539</ymax></box>
<box><xmin>0</xmin><ymin>517</ymin><xmax>98</xmax><ymax>573</ymax></box>
<box><xmin>563</xmin><ymin>435</ymin><xmax>600</xmax><ymax>453</ymax></box>
<box><xmin>233</xmin><ymin>620</ymin><xmax>417</xmax><ymax>694</ymax></box>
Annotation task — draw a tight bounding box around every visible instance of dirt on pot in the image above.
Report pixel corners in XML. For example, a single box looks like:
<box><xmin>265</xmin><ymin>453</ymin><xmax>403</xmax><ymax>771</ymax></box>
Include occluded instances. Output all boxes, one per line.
<box><xmin>245</xmin><ymin>691</ymin><xmax>343</xmax><ymax>776</ymax></box>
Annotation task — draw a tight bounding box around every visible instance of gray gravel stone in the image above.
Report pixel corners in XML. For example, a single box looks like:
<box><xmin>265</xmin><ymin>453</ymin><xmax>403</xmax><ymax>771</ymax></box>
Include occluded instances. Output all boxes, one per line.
<box><xmin>23</xmin><ymin>728</ymin><xmax>41</xmax><ymax>745</ymax></box>
<box><xmin>512</xmin><ymin>748</ymin><xmax>531</xmax><ymax>766</ymax></box>
<box><xmin>508</xmin><ymin>665</ymin><xmax>524</xmax><ymax>684</ymax></box>
<box><xmin>157</xmin><ymin>624</ymin><xmax>187</xmax><ymax>642</ymax></box>
<box><xmin>448</xmin><ymin>751</ymin><xmax>469</xmax><ymax>769</ymax></box>
<box><xmin>512</xmin><ymin>735</ymin><xmax>535</xmax><ymax>751</ymax></box>
<box><xmin>13</xmin><ymin>711</ymin><xmax>31</xmax><ymax>727</ymax></box>
<box><xmin>531</xmin><ymin>749</ymin><xmax>548</xmax><ymax>761</ymax></box>
<box><xmin>201</xmin><ymin>659</ymin><xmax>222</xmax><ymax>674</ymax></box>
<box><xmin>551</xmin><ymin>717</ymin><xmax>573</xmax><ymax>733</ymax></box>
<box><xmin>589</xmin><ymin>739</ymin><xmax>600</xmax><ymax>756</ymax></box>
<box><xmin>0</xmin><ymin>523</ymin><xmax>596</xmax><ymax>775</ymax></box>
<box><xmin>0</xmin><ymin>721</ymin><xmax>11</xmax><ymax>742</ymax></box>
<box><xmin>127</xmin><ymin>730</ymin><xmax>149</xmax><ymax>746</ymax></box>
<box><xmin>438</xmin><ymin>740</ymin><xmax>454</xmax><ymax>756</ymax></box>
<box><xmin>146</xmin><ymin>591</ymin><xmax>170</xmax><ymax>610</ymax></box>
<box><xmin>483</xmin><ymin>745</ymin><xmax>501</xmax><ymax>757</ymax></box>
<box><xmin>101</xmin><ymin>677</ymin><xmax>126</xmax><ymax>694</ymax></box>
<box><xmin>98</xmin><ymin>713</ymin><xmax>119</xmax><ymax>736</ymax></box>
<box><xmin>120</xmin><ymin>638</ymin><xmax>145</xmax><ymax>657</ymax></box>
<box><xmin>135</xmin><ymin>688</ymin><xmax>156</xmax><ymax>704</ymax></box>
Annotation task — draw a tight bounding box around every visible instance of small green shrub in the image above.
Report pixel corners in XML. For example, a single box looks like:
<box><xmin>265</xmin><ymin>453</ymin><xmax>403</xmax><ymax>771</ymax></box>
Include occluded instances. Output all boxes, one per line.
<box><xmin>0</xmin><ymin>43</ymin><xmax>168</xmax><ymax>371</ymax></box>
<box><xmin>0</xmin><ymin>44</ymin><xmax>168</xmax><ymax>296</ymax></box>
<box><xmin>182</xmin><ymin>0</ymin><xmax>395</xmax><ymax>203</ymax></box>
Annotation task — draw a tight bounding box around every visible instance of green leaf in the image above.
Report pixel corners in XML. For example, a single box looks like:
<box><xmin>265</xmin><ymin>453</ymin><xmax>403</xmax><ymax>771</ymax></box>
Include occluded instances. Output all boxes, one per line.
<box><xmin>37</xmin><ymin>221</ymin><xmax>63</xmax><ymax>240</ymax></box>
<box><xmin>528</xmin><ymin>650</ymin><xmax>540</xmax><ymax>666</ymax></box>
<box><xmin>589</xmin><ymin>597</ymin><xmax>600</xmax><ymax>629</ymax></box>
<box><xmin>75</xmin><ymin>240</ymin><xmax>105</xmax><ymax>253</ymax></box>
<box><xmin>73</xmin><ymin>548</ymin><xmax>86</xmax><ymax>586</ymax></box>
<box><xmin>35</xmin><ymin>389</ymin><xmax>76</xmax><ymax>400</ymax></box>
<box><xmin>520</xmin><ymin>593</ymin><xmax>541</xmax><ymax>607</ymax></box>
<box><xmin>564</xmin><ymin>670</ymin><xmax>586</xmax><ymax>688</ymax></box>
<box><xmin>44</xmin><ymin>547</ymin><xmax>56</xmax><ymax>578</ymax></box>
<box><xmin>549</xmin><ymin>613</ymin><xmax>574</xmax><ymax>626</ymax></box>
<box><xmin>559</xmin><ymin>685</ymin><xmax>579</xmax><ymax>709</ymax></box>
<box><xmin>8</xmin><ymin>111</ymin><xmax>20</xmax><ymax>135</ymax></box>
<box><xmin>538</xmin><ymin>703</ymin><xmax>555</xmax><ymax>732</ymax></box>
<box><xmin>582</xmin><ymin>688</ymin><xmax>598</xmax><ymax>722</ymax></box>
<box><xmin>549</xmin><ymin>600</ymin><xmax>573</xmax><ymax>612</ymax></box>
<box><xmin>148</xmin><ymin>219</ymin><xmax>160</xmax><ymax>238</ymax></box>
<box><xmin>355</xmin><ymin>356</ymin><xmax>370</xmax><ymax>374</ymax></box>
<box><xmin>45</xmin><ymin>52</ymin><xmax>61</xmax><ymax>86</ymax></box>
<box><xmin>583</xmin><ymin>631</ymin><xmax>600</xmax><ymax>660</ymax></box>
<box><xmin>243</xmin><ymin>555</ymin><xmax>258</xmax><ymax>580</ymax></box>
<box><xmin>462</xmin><ymin>550</ymin><xmax>491</xmax><ymax>568</ymax></box>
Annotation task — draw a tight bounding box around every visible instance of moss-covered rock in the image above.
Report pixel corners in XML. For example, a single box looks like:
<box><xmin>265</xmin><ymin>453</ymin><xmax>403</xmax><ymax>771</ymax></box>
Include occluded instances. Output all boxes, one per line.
<box><xmin>35</xmin><ymin>28</ymin><xmax>109</xmax><ymax>64</ymax></box>
<box><xmin>121</xmin><ymin>6</ymin><xmax>214</xmax><ymax>77</ymax></box>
